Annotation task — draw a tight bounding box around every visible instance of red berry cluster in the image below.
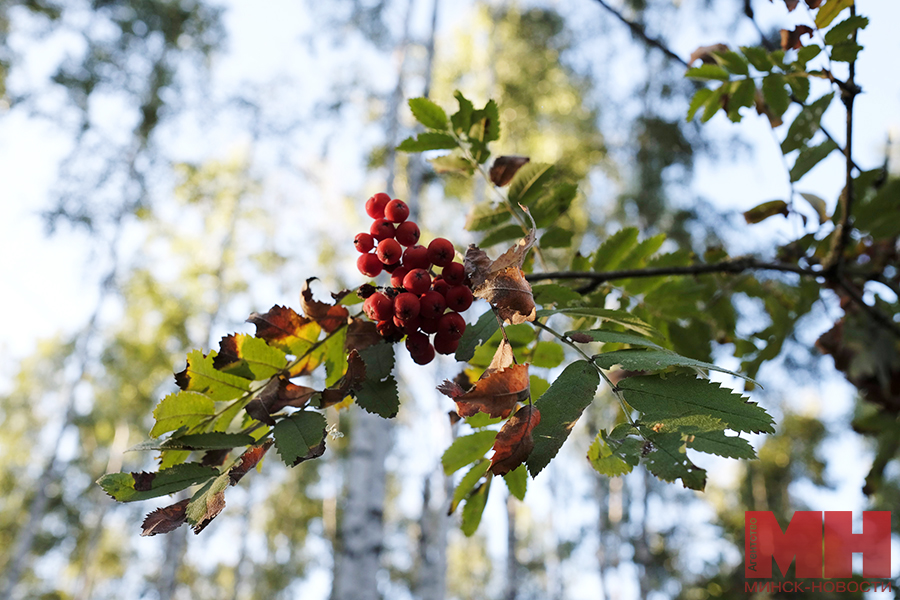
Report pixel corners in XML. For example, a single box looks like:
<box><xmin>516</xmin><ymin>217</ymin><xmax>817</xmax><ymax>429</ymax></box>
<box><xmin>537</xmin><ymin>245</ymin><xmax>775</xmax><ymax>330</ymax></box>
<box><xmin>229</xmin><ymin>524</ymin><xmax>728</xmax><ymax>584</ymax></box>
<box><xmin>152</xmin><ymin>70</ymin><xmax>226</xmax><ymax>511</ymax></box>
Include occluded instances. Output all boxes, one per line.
<box><xmin>356</xmin><ymin>192</ymin><xmax>474</xmax><ymax>365</ymax></box>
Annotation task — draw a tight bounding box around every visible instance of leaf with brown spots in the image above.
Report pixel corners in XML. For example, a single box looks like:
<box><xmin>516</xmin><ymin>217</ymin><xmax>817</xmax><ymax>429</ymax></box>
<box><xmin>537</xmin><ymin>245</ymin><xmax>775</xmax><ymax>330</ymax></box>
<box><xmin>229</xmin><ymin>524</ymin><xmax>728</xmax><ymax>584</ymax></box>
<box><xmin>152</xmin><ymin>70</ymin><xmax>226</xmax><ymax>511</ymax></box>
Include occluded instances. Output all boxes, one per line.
<box><xmin>490</xmin><ymin>156</ymin><xmax>530</xmax><ymax>187</ymax></box>
<box><xmin>490</xmin><ymin>406</ymin><xmax>541</xmax><ymax>476</ymax></box>
<box><xmin>246</xmin><ymin>377</ymin><xmax>317</xmax><ymax>424</ymax></box>
<box><xmin>345</xmin><ymin>318</ymin><xmax>382</xmax><ymax>353</ymax></box>
<box><xmin>781</xmin><ymin>25</ymin><xmax>814</xmax><ymax>50</ymax></box>
<box><xmin>301</xmin><ymin>278</ymin><xmax>350</xmax><ymax>333</ymax></box>
<box><xmin>320</xmin><ymin>349</ymin><xmax>367</xmax><ymax>408</ymax></box>
<box><xmin>229</xmin><ymin>442</ymin><xmax>273</xmax><ymax>485</ymax></box>
<box><xmin>141</xmin><ymin>499</ymin><xmax>190</xmax><ymax>536</ymax></box>
<box><xmin>247</xmin><ymin>305</ymin><xmax>321</xmax><ymax>356</ymax></box>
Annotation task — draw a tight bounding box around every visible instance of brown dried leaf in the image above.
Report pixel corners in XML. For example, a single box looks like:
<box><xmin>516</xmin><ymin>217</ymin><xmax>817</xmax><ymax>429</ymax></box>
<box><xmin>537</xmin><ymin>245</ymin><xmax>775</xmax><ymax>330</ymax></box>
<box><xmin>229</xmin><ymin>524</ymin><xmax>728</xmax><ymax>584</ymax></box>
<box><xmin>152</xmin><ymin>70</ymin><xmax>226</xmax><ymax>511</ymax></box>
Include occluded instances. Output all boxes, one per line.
<box><xmin>489</xmin><ymin>405</ymin><xmax>541</xmax><ymax>476</ymax></box>
<box><xmin>228</xmin><ymin>442</ymin><xmax>273</xmax><ymax>485</ymax></box>
<box><xmin>781</xmin><ymin>25</ymin><xmax>814</xmax><ymax>50</ymax></box>
<box><xmin>301</xmin><ymin>278</ymin><xmax>350</xmax><ymax>333</ymax></box>
<box><xmin>474</xmin><ymin>267</ymin><xmax>537</xmax><ymax>325</ymax></box>
<box><xmin>141</xmin><ymin>499</ymin><xmax>190</xmax><ymax>537</ymax></box>
<box><xmin>487</xmin><ymin>339</ymin><xmax>516</xmax><ymax>373</ymax></box>
<box><xmin>192</xmin><ymin>491</ymin><xmax>225</xmax><ymax>534</ymax></box>
<box><xmin>783</xmin><ymin>0</ymin><xmax>800</xmax><ymax>10</ymax></box>
<box><xmin>689</xmin><ymin>43</ymin><xmax>729</xmax><ymax>65</ymax></box>
<box><xmin>345</xmin><ymin>318</ymin><xmax>381</xmax><ymax>353</ymax></box>
<box><xmin>247</xmin><ymin>305</ymin><xmax>316</xmax><ymax>350</ymax></box>
<box><xmin>441</xmin><ymin>364</ymin><xmax>530</xmax><ymax>419</ymax></box>
<box><xmin>490</xmin><ymin>156</ymin><xmax>530</xmax><ymax>187</ymax></box>
<box><xmin>246</xmin><ymin>377</ymin><xmax>317</xmax><ymax>424</ymax></box>
<box><xmin>320</xmin><ymin>349</ymin><xmax>367</xmax><ymax>408</ymax></box>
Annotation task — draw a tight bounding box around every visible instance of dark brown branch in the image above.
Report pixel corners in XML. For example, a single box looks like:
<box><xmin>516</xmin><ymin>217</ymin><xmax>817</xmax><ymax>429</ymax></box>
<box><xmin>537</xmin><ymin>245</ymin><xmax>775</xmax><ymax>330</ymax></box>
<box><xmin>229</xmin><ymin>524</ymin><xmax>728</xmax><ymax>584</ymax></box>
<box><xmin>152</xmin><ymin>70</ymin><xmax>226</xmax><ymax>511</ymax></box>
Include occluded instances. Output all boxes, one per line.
<box><xmin>834</xmin><ymin>4</ymin><xmax>860</xmax><ymax>273</ymax></box>
<box><xmin>836</xmin><ymin>276</ymin><xmax>900</xmax><ymax>339</ymax></box>
<box><xmin>592</xmin><ymin>0</ymin><xmax>688</xmax><ymax>67</ymax></box>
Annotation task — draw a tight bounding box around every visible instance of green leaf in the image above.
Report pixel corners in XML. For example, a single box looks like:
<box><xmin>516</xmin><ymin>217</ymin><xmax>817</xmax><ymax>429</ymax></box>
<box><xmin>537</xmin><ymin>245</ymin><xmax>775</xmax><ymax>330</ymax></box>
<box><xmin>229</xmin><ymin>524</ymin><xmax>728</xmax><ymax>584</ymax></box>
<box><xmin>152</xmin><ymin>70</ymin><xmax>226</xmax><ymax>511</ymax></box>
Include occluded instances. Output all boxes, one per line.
<box><xmin>97</xmin><ymin>463</ymin><xmax>219</xmax><ymax>502</ymax></box>
<box><xmin>456</xmin><ymin>310</ymin><xmax>501</xmax><ymax>362</ymax></box>
<box><xmin>743</xmin><ymin>199</ymin><xmax>789</xmax><ymax>224</ymax></box>
<box><xmin>451</xmin><ymin>90</ymin><xmax>474</xmax><ymax>133</ymax></box>
<box><xmin>617</xmin><ymin>233</ymin><xmax>666</xmax><ymax>270</ymax></box>
<box><xmin>503</xmin><ymin>465</ymin><xmax>527</xmax><ymax>500</ymax></box>
<box><xmin>537</xmin><ymin>307</ymin><xmax>664</xmax><ymax>341</ymax></box>
<box><xmin>685</xmin><ymin>64</ymin><xmax>729</xmax><ymax>81</ymax></box>
<box><xmin>466</xmin><ymin>202</ymin><xmax>510</xmax><ymax>231</ymax></box>
<box><xmin>408</xmin><ymin>97</ymin><xmax>449</xmax><ymax>130</ymax></box>
<box><xmin>593</xmin><ymin>349</ymin><xmax>757</xmax><ymax>383</ymax></box>
<box><xmin>530</xmin><ymin>341</ymin><xmax>564</xmax><ymax>369</ymax></box>
<box><xmin>830</xmin><ymin>40</ymin><xmax>862</xmax><ymax>62</ymax></box>
<box><xmin>441</xmin><ymin>431</ymin><xmax>498</xmax><ymax>475</ymax></box>
<box><xmin>128</xmin><ymin>432</ymin><xmax>255</xmax><ymax>452</ymax></box>
<box><xmin>507</xmin><ymin>162</ymin><xmax>554</xmax><ymax>207</ymax></box>
<box><xmin>178</xmin><ymin>349</ymin><xmax>251</xmax><ymax>402</ymax></box>
<box><xmin>790</xmin><ymin>139</ymin><xmax>838</xmax><ymax>182</ymax></box>
<box><xmin>688</xmin><ymin>88</ymin><xmax>714</xmax><ymax>123</ymax></box>
<box><xmin>480</xmin><ymin>99</ymin><xmax>501</xmax><ymax>143</ymax></box>
<box><xmin>354</xmin><ymin>343</ymin><xmax>399</xmax><ymax>417</ymax></box>
<box><xmin>815</xmin><ymin>0</ymin><xmax>853</xmax><ymax>29</ymax></box>
<box><xmin>592</xmin><ymin>227</ymin><xmax>639</xmax><ymax>272</ymax></box>
<box><xmin>619</xmin><ymin>374</ymin><xmax>774</xmax><ymax>434</ymax></box>
<box><xmin>150</xmin><ymin>391</ymin><xmax>216</xmax><ymax>438</ymax></box>
<box><xmin>762</xmin><ymin>73</ymin><xmax>790</xmax><ymax>117</ymax></box>
<box><xmin>740</xmin><ymin>46</ymin><xmax>774</xmax><ymax>71</ymax></box>
<box><xmin>588</xmin><ymin>434</ymin><xmax>634</xmax><ymax>476</ymax></box>
<box><xmin>701</xmin><ymin>83</ymin><xmax>728</xmax><ymax>122</ymax></box>
<box><xmin>567</xmin><ymin>329</ymin><xmax>664</xmax><ymax>350</ymax></box>
<box><xmin>272</xmin><ymin>410</ymin><xmax>326</xmax><ymax>466</ymax></box>
<box><xmin>688</xmin><ymin>430</ymin><xmax>757</xmax><ymax>459</ymax></box>
<box><xmin>461</xmin><ymin>477</ymin><xmax>491</xmax><ymax>536</ymax></box>
<box><xmin>429</xmin><ymin>153</ymin><xmax>475</xmax><ymax>174</ymax></box>
<box><xmin>795</xmin><ymin>44</ymin><xmax>822</xmax><ymax>68</ymax></box>
<box><xmin>532</xmin><ymin>284</ymin><xmax>582</xmax><ymax>308</ymax></box>
<box><xmin>480</xmin><ymin>224</ymin><xmax>527</xmax><ymax>247</ymax></box>
<box><xmin>527</xmin><ymin>360</ymin><xmax>601</xmax><ymax>477</ymax></box>
<box><xmin>532</xmin><ymin>183</ymin><xmax>578</xmax><ymax>227</ymax></box>
<box><xmin>529</xmin><ymin>375</ymin><xmax>550</xmax><ymax>401</ymax></box>
<box><xmin>782</xmin><ymin>93</ymin><xmax>834</xmax><ymax>154</ymax></box>
<box><xmin>466</xmin><ymin>412</ymin><xmax>503</xmax><ymax>429</ymax></box>
<box><xmin>540</xmin><ymin>226</ymin><xmax>574</xmax><ymax>249</ymax></box>
<box><xmin>726</xmin><ymin>78</ymin><xmax>757</xmax><ymax>122</ymax></box>
<box><xmin>642</xmin><ymin>431</ymin><xmax>707</xmax><ymax>490</ymax></box>
<box><xmin>215</xmin><ymin>334</ymin><xmax>288</xmax><ymax>381</ymax></box>
<box><xmin>450</xmin><ymin>460</ymin><xmax>490</xmax><ymax>514</ymax></box>
<box><xmin>185</xmin><ymin>471</ymin><xmax>231</xmax><ymax>528</ymax></box>
<box><xmin>787</xmin><ymin>75</ymin><xmax>810</xmax><ymax>102</ymax></box>
<box><xmin>323</xmin><ymin>327</ymin><xmax>348</xmax><ymax>387</ymax></box>
<box><xmin>823</xmin><ymin>15</ymin><xmax>868</xmax><ymax>45</ymax></box>
<box><xmin>715</xmin><ymin>50</ymin><xmax>749</xmax><ymax>76</ymax></box>
<box><xmin>854</xmin><ymin>178</ymin><xmax>900</xmax><ymax>238</ymax></box>
<box><xmin>396</xmin><ymin>132</ymin><xmax>458</xmax><ymax>152</ymax></box>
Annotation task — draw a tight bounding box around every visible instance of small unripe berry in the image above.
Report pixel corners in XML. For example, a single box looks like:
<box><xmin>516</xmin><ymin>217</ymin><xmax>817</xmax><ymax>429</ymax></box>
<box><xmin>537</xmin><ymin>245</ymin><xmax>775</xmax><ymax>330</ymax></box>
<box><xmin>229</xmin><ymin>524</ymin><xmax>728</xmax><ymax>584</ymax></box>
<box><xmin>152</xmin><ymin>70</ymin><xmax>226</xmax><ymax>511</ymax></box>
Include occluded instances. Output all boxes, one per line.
<box><xmin>437</xmin><ymin>312</ymin><xmax>466</xmax><ymax>340</ymax></box>
<box><xmin>401</xmin><ymin>244</ymin><xmax>430</xmax><ymax>270</ymax></box>
<box><xmin>427</xmin><ymin>238</ymin><xmax>455</xmax><ymax>267</ymax></box>
<box><xmin>384</xmin><ymin>199</ymin><xmax>410</xmax><ymax>223</ymax></box>
<box><xmin>442</xmin><ymin>262</ymin><xmax>466</xmax><ymax>286</ymax></box>
<box><xmin>357</xmin><ymin>253</ymin><xmax>383</xmax><ymax>278</ymax></box>
<box><xmin>446</xmin><ymin>285</ymin><xmax>474</xmax><ymax>312</ymax></box>
<box><xmin>366</xmin><ymin>193</ymin><xmax>391</xmax><ymax>219</ymax></box>
<box><xmin>370</xmin><ymin>219</ymin><xmax>396</xmax><ymax>241</ymax></box>
<box><xmin>393</xmin><ymin>292</ymin><xmax>421</xmax><ymax>321</ymax></box>
<box><xmin>395</xmin><ymin>220</ymin><xmax>420</xmax><ymax>246</ymax></box>
<box><xmin>364</xmin><ymin>292</ymin><xmax>394</xmax><ymax>321</ymax></box>
<box><xmin>419</xmin><ymin>290</ymin><xmax>447</xmax><ymax>319</ymax></box>
<box><xmin>403</xmin><ymin>268</ymin><xmax>432</xmax><ymax>296</ymax></box>
<box><xmin>376</xmin><ymin>238</ymin><xmax>402</xmax><ymax>264</ymax></box>
<box><xmin>390</xmin><ymin>266</ymin><xmax>410</xmax><ymax>289</ymax></box>
<box><xmin>433</xmin><ymin>332</ymin><xmax>460</xmax><ymax>355</ymax></box>
<box><xmin>354</xmin><ymin>232</ymin><xmax>375</xmax><ymax>253</ymax></box>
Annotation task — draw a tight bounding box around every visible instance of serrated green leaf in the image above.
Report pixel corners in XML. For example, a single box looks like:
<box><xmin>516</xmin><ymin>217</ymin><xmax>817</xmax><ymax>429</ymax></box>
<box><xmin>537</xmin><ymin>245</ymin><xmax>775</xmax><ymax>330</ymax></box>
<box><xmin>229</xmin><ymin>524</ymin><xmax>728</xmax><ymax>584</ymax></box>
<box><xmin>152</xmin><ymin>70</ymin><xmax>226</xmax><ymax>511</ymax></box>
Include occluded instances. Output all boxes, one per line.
<box><xmin>686</xmin><ymin>64</ymin><xmax>729</xmax><ymax>81</ymax></box>
<box><xmin>624</xmin><ymin>249</ymin><xmax>694</xmax><ymax>295</ymax></box>
<box><xmin>787</xmin><ymin>75</ymin><xmax>810</xmax><ymax>102</ymax></box>
<box><xmin>461</xmin><ymin>477</ymin><xmax>491</xmax><ymax>536</ymax></box>
<box><xmin>527</xmin><ymin>360</ymin><xmax>601</xmax><ymax>477</ymax></box>
<box><xmin>466</xmin><ymin>412</ymin><xmax>503</xmax><ymax>428</ymax></box>
<box><xmin>408</xmin><ymin>97</ymin><xmax>449</xmax><ymax>130</ymax></box>
<box><xmin>397</xmin><ymin>132</ymin><xmax>458</xmax><ymax>152</ymax></box>
<box><xmin>593</xmin><ymin>349</ymin><xmax>757</xmax><ymax>383</ymax></box>
<box><xmin>451</xmin><ymin>90</ymin><xmax>474</xmax><ymax>133</ymax></box>
<box><xmin>97</xmin><ymin>463</ymin><xmax>218</xmax><ymax>502</ymax></box>
<box><xmin>480</xmin><ymin>224</ymin><xmax>527</xmax><ymax>247</ymax></box>
<box><xmin>687</xmin><ymin>430</ymin><xmax>757</xmax><ymax>459</ymax></box>
<box><xmin>215</xmin><ymin>334</ymin><xmax>288</xmax><ymax>381</ymax></box>
<box><xmin>592</xmin><ymin>227</ymin><xmax>639</xmax><ymax>272</ymax></box>
<box><xmin>532</xmin><ymin>284</ymin><xmax>582</xmax><ymax>308</ymax></box>
<box><xmin>429</xmin><ymin>153</ymin><xmax>475</xmax><ymax>174</ymax></box>
<box><xmin>619</xmin><ymin>374</ymin><xmax>774</xmax><ymax>434</ymax></box>
<box><xmin>185</xmin><ymin>470</ymin><xmax>231</xmax><ymax>528</ymax></box>
<box><xmin>507</xmin><ymin>162</ymin><xmax>554</xmax><ymax>207</ymax></box>
<box><xmin>450</xmin><ymin>460</ymin><xmax>490</xmax><ymax>514</ymax></box>
<box><xmin>762</xmin><ymin>73</ymin><xmax>790</xmax><ymax>117</ymax></box>
<box><xmin>824</xmin><ymin>15</ymin><xmax>868</xmax><ymax>45</ymax></box>
<box><xmin>815</xmin><ymin>0</ymin><xmax>853</xmax><ymax>29</ymax></box>
<box><xmin>530</xmin><ymin>341</ymin><xmax>564</xmax><ymax>369</ymax></box>
<box><xmin>715</xmin><ymin>50</ymin><xmax>749</xmax><ymax>76</ymax></box>
<box><xmin>588</xmin><ymin>434</ymin><xmax>634</xmax><ymax>476</ymax></box>
<box><xmin>178</xmin><ymin>350</ymin><xmax>251</xmax><ymax>402</ymax></box>
<box><xmin>702</xmin><ymin>83</ymin><xmax>728</xmax><ymax>122</ymax></box>
<box><xmin>726</xmin><ymin>78</ymin><xmax>757</xmax><ymax>122</ymax></box>
<box><xmin>532</xmin><ymin>183</ymin><xmax>578</xmax><ymax>227</ymax></box>
<box><xmin>618</xmin><ymin>233</ymin><xmax>666</xmax><ymax>270</ymax></box>
<box><xmin>740</xmin><ymin>46</ymin><xmax>774</xmax><ymax>71</ymax></box>
<box><xmin>537</xmin><ymin>307</ymin><xmax>664</xmax><ymax>341</ymax></box>
<box><xmin>567</xmin><ymin>329</ymin><xmax>664</xmax><ymax>350</ymax></box>
<box><xmin>150</xmin><ymin>391</ymin><xmax>216</xmax><ymax>438</ymax></box>
<box><xmin>442</xmin><ymin>431</ymin><xmax>498</xmax><ymax>475</ymax></box>
<box><xmin>643</xmin><ymin>431</ymin><xmax>706</xmax><ymax>490</ymax></box>
<box><xmin>782</xmin><ymin>93</ymin><xmax>834</xmax><ymax>154</ymax></box>
<box><xmin>466</xmin><ymin>202</ymin><xmax>511</xmax><ymax>231</ymax></box>
<box><xmin>687</xmin><ymin>88</ymin><xmax>714</xmax><ymax>123</ymax></box>
<box><xmin>608</xmin><ymin>423</ymin><xmax>639</xmax><ymax>441</ymax></box>
<box><xmin>529</xmin><ymin>375</ymin><xmax>550</xmax><ymax>401</ymax></box>
<box><xmin>830</xmin><ymin>40</ymin><xmax>862</xmax><ymax>62</ymax></box>
<box><xmin>354</xmin><ymin>343</ymin><xmax>399</xmax><ymax>417</ymax></box>
<box><xmin>456</xmin><ymin>310</ymin><xmax>501</xmax><ymax>362</ymax></box>
<box><xmin>539</xmin><ymin>226</ymin><xmax>574</xmax><ymax>249</ymax></box>
<box><xmin>272</xmin><ymin>410</ymin><xmax>326</xmax><ymax>466</ymax></box>
<box><xmin>854</xmin><ymin>179</ymin><xmax>900</xmax><ymax>239</ymax></box>
<box><xmin>480</xmin><ymin>99</ymin><xmax>501</xmax><ymax>143</ymax></box>
<box><xmin>795</xmin><ymin>44</ymin><xmax>822</xmax><ymax>67</ymax></box>
<box><xmin>128</xmin><ymin>432</ymin><xmax>255</xmax><ymax>452</ymax></box>
<box><xmin>503</xmin><ymin>464</ymin><xmax>527</xmax><ymax>500</ymax></box>
<box><xmin>791</xmin><ymin>139</ymin><xmax>838</xmax><ymax>182</ymax></box>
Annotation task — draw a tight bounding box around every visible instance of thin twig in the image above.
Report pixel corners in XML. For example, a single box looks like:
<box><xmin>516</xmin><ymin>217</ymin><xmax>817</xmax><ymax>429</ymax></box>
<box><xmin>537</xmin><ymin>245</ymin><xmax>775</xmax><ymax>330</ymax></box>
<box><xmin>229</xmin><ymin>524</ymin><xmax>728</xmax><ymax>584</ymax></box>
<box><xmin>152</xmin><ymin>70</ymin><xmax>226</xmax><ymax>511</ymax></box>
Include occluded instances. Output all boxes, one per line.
<box><xmin>834</xmin><ymin>4</ymin><xmax>860</xmax><ymax>273</ymax></box>
<box><xmin>592</xmin><ymin>0</ymin><xmax>687</xmax><ymax>67</ymax></box>
<box><xmin>836</xmin><ymin>276</ymin><xmax>900</xmax><ymax>338</ymax></box>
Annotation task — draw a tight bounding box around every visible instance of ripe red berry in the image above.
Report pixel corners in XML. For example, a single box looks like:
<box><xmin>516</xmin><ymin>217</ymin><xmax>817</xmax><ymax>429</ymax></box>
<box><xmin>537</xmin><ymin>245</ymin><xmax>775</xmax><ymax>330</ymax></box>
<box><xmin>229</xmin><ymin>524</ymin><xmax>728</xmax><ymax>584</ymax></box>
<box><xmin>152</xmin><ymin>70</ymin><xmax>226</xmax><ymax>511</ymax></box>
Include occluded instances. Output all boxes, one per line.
<box><xmin>366</xmin><ymin>193</ymin><xmax>391</xmax><ymax>219</ymax></box>
<box><xmin>419</xmin><ymin>317</ymin><xmax>440</xmax><ymax>334</ymax></box>
<box><xmin>410</xmin><ymin>343</ymin><xmax>435</xmax><ymax>365</ymax></box>
<box><xmin>364</xmin><ymin>292</ymin><xmax>394</xmax><ymax>321</ymax></box>
<box><xmin>395</xmin><ymin>221</ymin><xmax>420</xmax><ymax>246</ymax></box>
<box><xmin>376</xmin><ymin>319</ymin><xmax>403</xmax><ymax>343</ymax></box>
<box><xmin>419</xmin><ymin>290</ymin><xmax>447</xmax><ymax>319</ymax></box>
<box><xmin>384</xmin><ymin>199</ymin><xmax>410</xmax><ymax>223</ymax></box>
<box><xmin>437</xmin><ymin>312</ymin><xmax>466</xmax><ymax>340</ymax></box>
<box><xmin>403</xmin><ymin>268</ymin><xmax>432</xmax><ymax>295</ymax></box>
<box><xmin>446</xmin><ymin>285</ymin><xmax>474</xmax><ymax>312</ymax></box>
<box><xmin>383</xmin><ymin>261</ymin><xmax>401</xmax><ymax>273</ymax></box>
<box><xmin>401</xmin><ymin>244</ymin><xmax>430</xmax><ymax>270</ymax></box>
<box><xmin>431</xmin><ymin>277</ymin><xmax>450</xmax><ymax>298</ymax></box>
<box><xmin>442</xmin><ymin>262</ymin><xmax>466</xmax><ymax>286</ymax></box>
<box><xmin>354</xmin><ymin>232</ymin><xmax>375</xmax><ymax>253</ymax></box>
<box><xmin>370</xmin><ymin>219</ymin><xmax>396</xmax><ymax>242</ymax></box>
<box><xmin>390</xmin><ymin>266</ymin><xmax>410</xmax><ymax>289</ymax></box>
<box><xmin>376</xmin><ymin>238</ymin><xmax>402</xmax><ymax>264</ymax></box>
<box><xmin>394</xmin><ymin>292</ymin><xmax>421</xmax><ymax>321</ymax></box>
<box><xmin>433</xmin><ymin>332</ymin><xmax>460</xmax><ymax>355</ymax></box>
<box><xmin>394</xmin><ymin>314</ymin><xmax>421</xmax><ymax>334</ymax></box>
<box><xmin>357</xmin><ymin>253</ymin><xmax>383</xmax><ymax>278</ymax></box>
<box><xmin>427</xmin><ymin>238</ymin><xmax>455</xmax><ymax>267</ymax></box>
<box><xmin>405</xmin><ymin>331</ymin><xmax>435</xmax><ymax>365</ymax></box>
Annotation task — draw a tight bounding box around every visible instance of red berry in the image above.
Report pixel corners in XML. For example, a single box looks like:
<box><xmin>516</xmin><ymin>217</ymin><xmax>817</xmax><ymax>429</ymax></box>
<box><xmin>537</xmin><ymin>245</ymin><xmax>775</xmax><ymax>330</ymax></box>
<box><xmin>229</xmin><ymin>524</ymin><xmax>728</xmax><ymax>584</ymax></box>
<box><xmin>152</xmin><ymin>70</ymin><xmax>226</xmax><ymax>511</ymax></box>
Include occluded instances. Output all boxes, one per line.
<box><xmin>366</xmin><ymin>193</ymin><xmax>391</xmax><ymax>219</ymax></box>
<box><xmin>370</xmin><ymin>219</ymin><xmax>396</xmax><ymax>241</ymax></box>
<box><xmin>405</xmin><ymin>331</ymin><xmax>435</xmax><ymax>365</ymax></box>
<box><xmin>402</xmin><ymin>245</ymin><xmax>430</xmax><ymax>270</ymax></box>
<box><xmin>403</xmin><ymin>268</ymin><xmax>432</xmax><ymax>295</ymax></box>
<box><xmin>390</xmin><ymin>266</ymin><xmax>410</xmax><ymax>288</ymax></box>
<box><xmin>410</xmin><ymin>343</ymin><xmax>435</xmax><ymax>365</ymax></box>
<box><xmin>446</xmin><ymin>285</ymin><xmax>474</xmax><ymax>312</ymax></box>
<box><xmin>394</xmin><ymin>292</ymin><xmax>421</xmax><ymax>321</ymax></box>
<box><xmin>357</xmin><ymin>254</ymin><xmax>383</xmax><ymax>278</ymax></box>
<box><xmin>364</xmin><ymin>292</ymin><xmax>394</xmax><ymax>321</ymax></box>
<box><xmin>419</xmin><ymin>317</ymin><xmax>440</xmax><ymax>334</ymax></box>
<box><xmin>419</xmin><ymin>290</ymin><xmax>447</xmax><ymax>319</ymax></box>
<box><xmin>393</xmin><ymin>314</ymin><xmax>421</xmax><ymax>334</ymax></box>
<box><xmin>437</xmin><ymin>312</ymin><xmax>466</xmax><ymax>340</ymax></box>
<box><xmin>442</xmin><ymin>262</ymin><xmax>466</xmax><ymax>286</ymax></box>
<box><xmin>384</xmin><ymin>199</ymin><xmax>410</xmax><ymax>223</ymax></box>
<box><xmin>354</xmin><ymin>232</ymin><xmax>375</xmax><ymax>253</ymax></box>
<box><xmin>376</xmin><ymin>238</ymin><xmax>402</xmax><ymax>264</ymax></box>
<box><xmin>376</xmin><ymin>319</ymin><xmax>403</xmax><ymax>343</ymax></box>
<box><xmin>383</xmin><ymin>261</ymin><xmax>401</xmax><ymax>273</ymax></box>
<box><xmin>431</xmin><ymin>277</ymin><xmax>450</xmax><ymax>297</ymax></box>
<box><xmin>395</xmin><ymin>221</ymin><xmax>420</xmax><ymax>246</ymax></box>
<box><xmin>427</xmin><ymin>238</ymin><xmax>455</xmax><ymax>267</ymax></box>
<box><xmin>433</xmin><ymin>332</ymin><xmax>460</xmax><ymax>355</ymax></box>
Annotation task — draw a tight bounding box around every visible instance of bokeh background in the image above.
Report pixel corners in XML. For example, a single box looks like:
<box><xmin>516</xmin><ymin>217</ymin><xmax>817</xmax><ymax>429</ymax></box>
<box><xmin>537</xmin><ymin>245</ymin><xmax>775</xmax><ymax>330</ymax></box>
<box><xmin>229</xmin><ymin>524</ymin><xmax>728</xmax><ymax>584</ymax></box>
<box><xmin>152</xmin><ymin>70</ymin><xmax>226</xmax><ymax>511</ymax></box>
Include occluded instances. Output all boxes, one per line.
<box><xmin>1</xmin><ymin>1</ymin><xmax>898</xmax><ymax>599</ymax></box>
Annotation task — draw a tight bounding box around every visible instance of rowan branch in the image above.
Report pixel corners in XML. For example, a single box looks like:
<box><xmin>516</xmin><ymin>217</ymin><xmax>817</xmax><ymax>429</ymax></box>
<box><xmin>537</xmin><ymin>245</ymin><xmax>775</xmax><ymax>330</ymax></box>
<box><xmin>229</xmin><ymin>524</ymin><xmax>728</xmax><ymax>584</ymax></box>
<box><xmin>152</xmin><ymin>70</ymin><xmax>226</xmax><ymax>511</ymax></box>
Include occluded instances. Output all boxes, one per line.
<box><xmin>592</xmin><ymin>0</ymin><xmax>688</xmax><ymax>68</ymax></box>
<box><xmin>833</xmin><ymin>4</ymin><xmax>860</xmax><ymax>273</ymax></box>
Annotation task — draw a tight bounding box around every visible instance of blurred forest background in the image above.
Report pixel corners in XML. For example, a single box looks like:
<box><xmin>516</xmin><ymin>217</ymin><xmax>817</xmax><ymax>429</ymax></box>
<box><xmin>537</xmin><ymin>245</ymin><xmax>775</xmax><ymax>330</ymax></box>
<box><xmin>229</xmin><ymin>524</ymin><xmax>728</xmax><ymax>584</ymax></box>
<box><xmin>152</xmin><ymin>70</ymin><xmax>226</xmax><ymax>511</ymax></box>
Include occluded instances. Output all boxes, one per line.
<box><xmin>0</xmin><ymin>0</ymin><xmax>898</xmax><ymax>599</ymax></box>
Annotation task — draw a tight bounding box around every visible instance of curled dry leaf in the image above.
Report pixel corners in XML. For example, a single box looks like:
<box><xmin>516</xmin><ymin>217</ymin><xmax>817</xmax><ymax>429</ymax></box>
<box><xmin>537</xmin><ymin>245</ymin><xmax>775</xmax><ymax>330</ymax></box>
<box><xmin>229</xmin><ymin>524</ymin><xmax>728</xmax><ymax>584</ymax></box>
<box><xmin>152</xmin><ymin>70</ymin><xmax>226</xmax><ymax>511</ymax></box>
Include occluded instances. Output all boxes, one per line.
<box><xmin>438</xmin><ymin>362</ymin><xmax>530</xmax><ymax>419</ymax></box>
<box><xmin>320</xmin><ymin>349</ymin><xmax>367</xmax><ymax>408</ymax></box>
<box><xmin>141</xmin><ymin>499</ymin><xmax>190</xmax><ymax>536</ymax></box>
<box><xmin>689</xmin><ymin>43</ymin><xmax>729</xmax><ymax>65</ymax></box>
<box><xmin>192</xmin><ymin>491</ymin><xmax>226</xmax><ymax>534</ymax></box>
<box><xmin>490</xmin><ymin>155</ymin><xmax>530</xmax><ymax>187</ymax></box>
<box><xmin>345</xmin><ymin>318</ymin><xmax>382</xmax><ymax>353</ymax></box>
<box><xmin>781</xmin><ymin>25</ymin><xmax>814</xmax><ymax>50</ymax></box>
<box><xmin>489</xmin><ymin>405</ymin><xmax>541</xmax><ymax>476</ymax></box>
<box><xmin>246</xmin><ymin>377</ymin><xmax>317</xmax><ymax>424</ymax></box>
<box><xmin>301</xmin><ymin>278</ymin><xmax>350</xmax><ymax>333</ymax></box>
<box><xmin>228</xmin><ymin>442</ymin><xmax>273</xmax><ymax>485</ymax></box>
